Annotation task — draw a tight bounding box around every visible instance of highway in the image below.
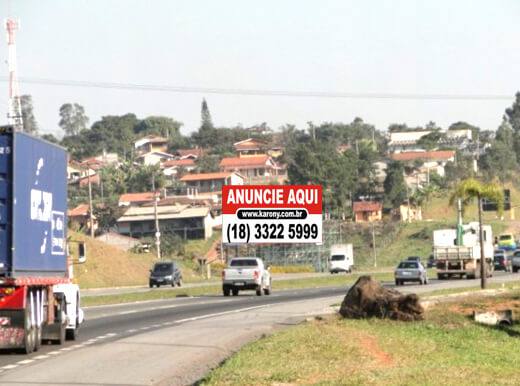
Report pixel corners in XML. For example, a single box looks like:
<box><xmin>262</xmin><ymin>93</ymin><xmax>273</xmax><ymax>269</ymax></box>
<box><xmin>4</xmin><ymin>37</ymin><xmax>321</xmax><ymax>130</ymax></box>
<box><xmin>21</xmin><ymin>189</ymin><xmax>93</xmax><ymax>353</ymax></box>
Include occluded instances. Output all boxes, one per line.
<box><xmin>0</xmin><ymin>272</ymin><xmax>517</xmax><ymax>385</ymax></box>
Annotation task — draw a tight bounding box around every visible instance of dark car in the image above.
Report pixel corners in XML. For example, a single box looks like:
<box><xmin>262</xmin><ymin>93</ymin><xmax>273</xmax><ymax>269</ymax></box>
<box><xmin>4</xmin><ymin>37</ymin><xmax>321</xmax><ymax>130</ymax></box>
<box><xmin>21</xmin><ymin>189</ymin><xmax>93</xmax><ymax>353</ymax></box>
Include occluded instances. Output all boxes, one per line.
<box><xmin>149</xmin><ymin>261</ymin><xmax>183</xmax><ymax>288</ymax></box>
<box><xmin>427</xmin><ymin>254</ymin><xmax>435</xmax><ymax>268</ymax></box>
<box><xmin>406</xmin><ymin>256</ymin><xmax>421</xmax><ymax>262</ymax></box>
<box><xmin>494</xmin><ymin>250</ymin><xmax>512</xmax><ymax>272</ymax></box>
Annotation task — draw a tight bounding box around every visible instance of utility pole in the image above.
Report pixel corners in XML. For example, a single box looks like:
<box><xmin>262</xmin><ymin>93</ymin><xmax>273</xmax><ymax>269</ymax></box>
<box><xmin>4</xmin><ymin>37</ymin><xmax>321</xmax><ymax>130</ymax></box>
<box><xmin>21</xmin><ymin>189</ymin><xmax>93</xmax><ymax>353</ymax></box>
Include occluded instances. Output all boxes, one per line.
<box><xmin>5</xmin><ymin>19</ymin><xmax>23</xmax><ymax>132</ymax></box>
<box><xmin>152</xmin><ymin>174</ymin><xmax>161</xmax><ymax>260</ymax></box>
<box><xmin>477</xmin><ymin>194</ymin><xmax>486</xmax><ymax>289</ymax></box>
<box><xmin>371</xmin><ymin>222</ymin><xmax>377</xmax><ymax>268</ymax></box>
<box><xmin>87</xmin><ymin>165</ymin><xmax>94</xmax><ymax>238</ymax></box>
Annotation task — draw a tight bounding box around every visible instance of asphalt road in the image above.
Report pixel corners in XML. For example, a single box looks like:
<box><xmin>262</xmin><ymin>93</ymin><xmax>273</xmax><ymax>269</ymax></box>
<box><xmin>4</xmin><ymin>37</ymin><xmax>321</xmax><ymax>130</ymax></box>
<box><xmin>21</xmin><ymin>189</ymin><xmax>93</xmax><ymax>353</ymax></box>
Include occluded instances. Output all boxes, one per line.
<box><xmin>0</xmin><ymin>271</ymin><xmax>517</xmax><ymax>385</ymax></box>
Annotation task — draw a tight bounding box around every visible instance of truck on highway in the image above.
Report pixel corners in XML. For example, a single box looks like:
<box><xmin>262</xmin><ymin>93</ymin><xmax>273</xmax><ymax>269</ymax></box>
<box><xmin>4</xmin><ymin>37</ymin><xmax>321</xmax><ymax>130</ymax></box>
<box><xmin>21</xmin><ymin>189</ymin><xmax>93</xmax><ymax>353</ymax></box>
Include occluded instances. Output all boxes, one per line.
<box><xmin>222</xmin><ymin>257</ymin><xmax>271</xmax><ymax>296</ymax></box>
<box><xmin>0</xmin><ymin>129</ymin><xmax>86</xmax><ymax>353</ymax></box>
<box><xmin>329</xmin><ymin>244</ymin><xmax>354</xmax><ymax>274</ymax></box>
<box><xmin>433</xmin><ymin>222</ymin><xmax>494</xmax><ymax>279</ymax></box>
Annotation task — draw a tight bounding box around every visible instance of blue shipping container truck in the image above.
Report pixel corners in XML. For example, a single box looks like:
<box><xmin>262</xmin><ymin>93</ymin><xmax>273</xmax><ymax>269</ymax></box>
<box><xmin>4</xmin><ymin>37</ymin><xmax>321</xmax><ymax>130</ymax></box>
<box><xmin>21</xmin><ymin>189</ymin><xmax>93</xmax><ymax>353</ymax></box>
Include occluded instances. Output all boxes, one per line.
<box><xmin>0</xmin><ymin>129</ymin><xmax>83</xmax><ymax>354</ymax></box>
<box><xmin>0</xmin><ymin>131</ymin><xmax>67</xmax><ymax>277</ymax></box>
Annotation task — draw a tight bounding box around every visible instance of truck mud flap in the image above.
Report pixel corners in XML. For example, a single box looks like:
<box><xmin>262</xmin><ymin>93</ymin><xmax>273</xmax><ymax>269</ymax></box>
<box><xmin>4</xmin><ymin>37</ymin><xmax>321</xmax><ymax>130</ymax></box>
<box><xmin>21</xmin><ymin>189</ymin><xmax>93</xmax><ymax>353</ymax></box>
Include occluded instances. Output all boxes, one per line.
<box><xmin>0</xmin><ymin>310</ymin><xmax>25</xmax><ymax>349</ymax></box>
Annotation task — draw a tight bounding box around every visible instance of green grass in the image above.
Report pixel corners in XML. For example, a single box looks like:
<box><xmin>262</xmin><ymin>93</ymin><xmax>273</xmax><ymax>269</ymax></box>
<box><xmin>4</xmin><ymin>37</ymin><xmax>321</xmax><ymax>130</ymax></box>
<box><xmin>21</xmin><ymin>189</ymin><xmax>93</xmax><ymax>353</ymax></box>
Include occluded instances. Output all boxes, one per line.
<box><xmin>82</xmin><ymin>272</ymin><xmax>393</xmax><ymax>307</ymax></box>
<box><xmin>201</xmin><ymin>290</ymin><xmax>520</xmax><ymax>385</ymax></box>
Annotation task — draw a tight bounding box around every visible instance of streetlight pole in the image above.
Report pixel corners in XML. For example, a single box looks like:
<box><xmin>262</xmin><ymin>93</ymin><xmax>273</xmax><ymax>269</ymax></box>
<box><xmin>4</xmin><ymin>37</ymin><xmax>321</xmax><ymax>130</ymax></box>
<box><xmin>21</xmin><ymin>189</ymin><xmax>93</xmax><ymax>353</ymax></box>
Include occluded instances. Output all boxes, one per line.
<box><xmin>372</xmin><ymin>222</ymin><xmax>377</xmax><ymax>268</ymax></box>
<box><xmin>152</xmin><ymin>174</ymin><xmax>161</xmax><ymax>260</ymax></box>
<box><xmin>87</xmin><ymin>164</ymin><xmax>95</xmax><ymax>238</ymax></box>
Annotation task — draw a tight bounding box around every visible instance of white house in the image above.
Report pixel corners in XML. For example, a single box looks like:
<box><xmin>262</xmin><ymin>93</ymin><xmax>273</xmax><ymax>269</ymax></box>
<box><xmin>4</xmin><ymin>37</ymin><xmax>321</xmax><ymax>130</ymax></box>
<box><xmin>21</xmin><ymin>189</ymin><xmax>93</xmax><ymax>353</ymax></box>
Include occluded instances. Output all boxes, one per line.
<box><xmin>137</xmin><ymin>151</ymin><xmax>175</xmax><ymax>166</ymax></box>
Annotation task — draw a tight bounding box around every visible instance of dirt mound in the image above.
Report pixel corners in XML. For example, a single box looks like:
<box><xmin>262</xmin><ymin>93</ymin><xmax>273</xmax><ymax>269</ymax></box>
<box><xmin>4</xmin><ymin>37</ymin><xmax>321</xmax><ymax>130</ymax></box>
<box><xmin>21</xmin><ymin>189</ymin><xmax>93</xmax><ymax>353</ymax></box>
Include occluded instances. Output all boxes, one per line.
<box><xmin>339</xmin><ymin>275</ymin><xmax>424</xmax><ymax>321</ymax></box>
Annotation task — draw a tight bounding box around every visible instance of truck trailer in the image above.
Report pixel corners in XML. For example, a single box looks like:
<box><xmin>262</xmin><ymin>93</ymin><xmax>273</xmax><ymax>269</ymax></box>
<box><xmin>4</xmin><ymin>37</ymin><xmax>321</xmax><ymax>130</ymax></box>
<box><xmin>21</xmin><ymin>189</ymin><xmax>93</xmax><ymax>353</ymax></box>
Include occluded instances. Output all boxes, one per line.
<box><xmin>433</xmin><ymin>222</ymin><xmax>494</xmax><ymax>280</ymax></box>
<box><xmin>0</xmin><ymin>128</ymin><xmax>85</xmax><ymax>353</ymax></box>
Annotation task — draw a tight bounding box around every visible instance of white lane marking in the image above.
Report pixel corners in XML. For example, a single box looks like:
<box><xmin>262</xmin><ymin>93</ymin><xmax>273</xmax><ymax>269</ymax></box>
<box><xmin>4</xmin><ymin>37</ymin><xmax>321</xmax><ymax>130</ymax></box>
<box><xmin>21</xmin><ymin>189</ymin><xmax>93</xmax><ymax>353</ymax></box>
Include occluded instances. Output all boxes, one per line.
<box><xmin>139</xmin><ymin>326</ymin><xmax>150</xmax><ymax>330</ymax></box>
<box><xmin>2</xmin><ymin>364</ymin><xmax>18</xmax><ymax>370</ymax></box>
<box><xmin>126</xmin><ymin>329</ymin><xmax>138</xmax><ymax>333</ymax></box>
<box><xmin>60</xmin><ymin>347</ymin><xmax>73</xmax><ymax>351</ymax></box>
<box><xmin>86</xmin><ymin>299</ymin><xmax>235</xmax><ymax>319</ymax></box>
<box><xmin>71</xmin><ymin>344</ymin><xmax>83</xmax><ymax>349</ymax></box>
<box><xmin>33</xmin><ymin>355</ymin><xmax>49</xmax><ymax>360</ymax></box>
<box><xmin>106</xmin><ymin>333</ymin><xmax>117</xmax><ymax>337</ymax></box>
<box><xmin>16</xmin><ymin>359</ymin><xmax>34</xmax><ymax>365</ymax></box>
<box><xmin>175</xmin><ymin>305</ymin><xmax>269</xmax><ymax>324</ymax></box>
<box><xmin>151</xmin><ymin>324</ymin><xmax>161</xmax><ymax>328</ymax></box>
<box><xmin>83</xmin><ymin>341</ymin><xmax>95</xmax><ymax>345</ymax></box>
<box><xmin>48</xmin><ymin>351</ymin><xmax>61</xmax><ymax>355</ymax></box>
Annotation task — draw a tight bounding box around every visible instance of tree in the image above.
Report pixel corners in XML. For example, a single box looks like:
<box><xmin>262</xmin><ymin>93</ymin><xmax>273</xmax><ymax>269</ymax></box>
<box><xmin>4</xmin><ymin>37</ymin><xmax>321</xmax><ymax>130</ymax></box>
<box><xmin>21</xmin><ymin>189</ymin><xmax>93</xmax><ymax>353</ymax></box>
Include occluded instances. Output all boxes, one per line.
<box><xmin>449</xmin><ymin>121</ymin><xmax>480</xmax><ymax>141</ymax></box>
<box><xmin>288</xmin><ymin>141</ymin><xmax>356</xmax><ymax>214</ymax></box>
<box><xmin>20</xmin><ymin>95</ymin><xmax>38</xmax><ymax>134</ymax></box>
<box><xmin>450</xmin><ymin>179</ymin><xmax>503</xmax><ymax>289</ymax></box>
<box><xmin>40</xmin><ymin>133</ymin><xmax>59</xmax><ymax>144</ymax></box>
<box><xmin>505</xmin><ymin>92</ymin><xmax>520</xmax><ymax>163</ymax></box>
<box><xmin>201</xmin><ymin>98</ymin><xmax>214</xmax><ymax>131</ymax></box>
<box><xmin>193</xmin><ymin>99</ymin><xmax>216</xmax><ymax>147</ymax></box>
<box><xmin>59</xmin><ymin>103</ymin><xmax>89</xmax><ymax>136</ymax></box>
<box><xmin>134</xmin><ymin>116</ymin><xmax>183</xmax><ymax>138</ymax></box>
<box><xmin>383</xmin><ymin>161</ymin><xmax>407</xmax><ymax>209</ymax></box>
<box><xmin>416</xmin><ymin>130</ymin><xmax>444</xmax><ymax>151</ymax></box>
<box><xmin>480</xmin><ymin>118</ymin><xmax>518</xmax><ymax>182</ymax></box>
<box><xmin>195</xmin><ymin>155</ymin><xmax>220</xmax><ymax>173</ymax></box>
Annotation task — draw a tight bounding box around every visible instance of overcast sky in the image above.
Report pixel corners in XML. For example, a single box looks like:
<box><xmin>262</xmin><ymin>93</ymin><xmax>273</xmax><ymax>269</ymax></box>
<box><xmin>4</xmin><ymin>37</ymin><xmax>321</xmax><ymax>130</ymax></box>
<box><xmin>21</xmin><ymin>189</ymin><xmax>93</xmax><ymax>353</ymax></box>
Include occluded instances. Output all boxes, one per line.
<box><xmin>2</xmin><ymin>0</ymin><xmax>520</xmax><ymax>136</ymax></box>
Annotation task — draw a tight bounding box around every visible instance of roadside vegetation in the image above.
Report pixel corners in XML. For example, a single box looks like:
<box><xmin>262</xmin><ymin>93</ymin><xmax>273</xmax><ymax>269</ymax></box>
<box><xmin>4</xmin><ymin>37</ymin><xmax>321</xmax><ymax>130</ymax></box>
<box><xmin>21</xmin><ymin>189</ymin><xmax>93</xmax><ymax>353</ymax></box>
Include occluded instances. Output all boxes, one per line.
<box><xmin>201</xmin><ymin>290</ymin><xmax>520</xmax><ymax>385</ymax></box>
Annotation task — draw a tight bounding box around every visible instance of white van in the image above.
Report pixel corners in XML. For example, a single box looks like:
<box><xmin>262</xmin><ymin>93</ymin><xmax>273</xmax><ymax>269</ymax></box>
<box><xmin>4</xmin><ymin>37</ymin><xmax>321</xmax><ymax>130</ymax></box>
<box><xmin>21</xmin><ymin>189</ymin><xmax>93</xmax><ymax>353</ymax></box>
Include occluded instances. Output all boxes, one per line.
<box><xmin>329</xmin><ymin>244</ymin><xmax>354</xmax><ymax>274</ymax></box>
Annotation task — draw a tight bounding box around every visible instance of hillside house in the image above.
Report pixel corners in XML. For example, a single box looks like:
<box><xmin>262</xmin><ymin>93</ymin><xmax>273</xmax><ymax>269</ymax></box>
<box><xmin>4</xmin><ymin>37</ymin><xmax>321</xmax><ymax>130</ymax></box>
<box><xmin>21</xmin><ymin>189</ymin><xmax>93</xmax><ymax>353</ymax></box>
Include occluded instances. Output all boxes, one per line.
<box><xmin>180</xmin><ymin>172</ymin><xmax>244</xmax><ymax>194</ymax></box>
<box><xmin>162</xmin><ymin>159</ymin><xmax>197</xmax><ymax>177</ymax></box>
<box><xmin>134</xmin><ymin>135</ymin><xmax>169</xmax><ymax>155</ymax></box>
<box><xmin>136</xmin><ymin>151</ymin><xmax>175</xmax><ymax>166</ymax></box>
<box><xmin>116</xmin><ymin>204</ymin><xmax>214</xmax><ymax>240</ymax></box>
<box><xmin>174</xmin><ymin>148</ymin><xmax>204</xmax><ymax>160</ymax></box>
<box><xmin>219</xmin><ymin>155</ymin><xmax>285</xmax><ymax>184</ymax></box>
<box><xmin>233</xmin><ymin>138</ymin><xmax>283</xmax><ymax>158</ymax></box>
<box><xmin>68</xmin><ymin>204</ymin><xmax>98</xmax><ymax>233</ymax></box>
<box><xmin>119</xmin><ymin>192</ymin><xmax>156</xmax><ymax>207</ymax></box>
<box><xmin>390</xmin><ymin>150</ymin><xmax>455</xmax><ymax>178</ymax></box>
<box><xmin>353</xmin><ymin>201</ymin><xmax>383</xmax><ymax>223</ymax></box>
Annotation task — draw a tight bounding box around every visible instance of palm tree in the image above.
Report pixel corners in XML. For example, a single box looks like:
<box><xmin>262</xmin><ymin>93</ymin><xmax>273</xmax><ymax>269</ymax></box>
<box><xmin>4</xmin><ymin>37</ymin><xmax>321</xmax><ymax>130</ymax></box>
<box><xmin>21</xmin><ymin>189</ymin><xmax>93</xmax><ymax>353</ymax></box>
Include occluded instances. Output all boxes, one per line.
<box><xmin>450</xmin><ymin>178</ymin><xmax>503</xmax><ymax>289</ymax></box>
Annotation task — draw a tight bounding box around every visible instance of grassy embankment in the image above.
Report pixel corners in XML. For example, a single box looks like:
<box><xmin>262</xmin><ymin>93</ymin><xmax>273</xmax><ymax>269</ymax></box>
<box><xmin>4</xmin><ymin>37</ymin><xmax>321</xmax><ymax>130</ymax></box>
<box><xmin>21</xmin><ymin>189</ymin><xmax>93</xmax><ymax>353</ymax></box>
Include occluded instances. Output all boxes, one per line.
<box><xmin>201</xmin><ymin>289</ymin><xmax>520</xmax><ymax>385</ymax></box>
<box><xmin>71</xmin><ymin>230</ymin><xmax>222</xmax><ymax>288</ymax></box>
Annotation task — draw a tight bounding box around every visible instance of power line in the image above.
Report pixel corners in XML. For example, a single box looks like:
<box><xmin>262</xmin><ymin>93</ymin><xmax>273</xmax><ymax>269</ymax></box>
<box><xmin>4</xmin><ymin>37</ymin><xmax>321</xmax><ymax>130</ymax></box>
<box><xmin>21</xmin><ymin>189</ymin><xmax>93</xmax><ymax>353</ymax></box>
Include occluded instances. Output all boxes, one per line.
<box><xmin>0</xmin><ymin>76</ymin><xmax>514</xmax><ymax>101</ymax></box>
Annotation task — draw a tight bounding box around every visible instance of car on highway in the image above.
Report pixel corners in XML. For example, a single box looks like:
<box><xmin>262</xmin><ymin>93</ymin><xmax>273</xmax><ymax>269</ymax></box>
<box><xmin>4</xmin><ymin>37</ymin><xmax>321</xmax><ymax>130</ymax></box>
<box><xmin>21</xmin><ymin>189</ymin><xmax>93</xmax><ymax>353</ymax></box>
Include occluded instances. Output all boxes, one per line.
<box><xmin>512</xmin><ymin>250</ymin><xmax>520</xmax><ymax>273</ymax></box>
<box><xmin>394</xmin><ymin>260</ymin><xmax>428</xmax><ymax>285</ymax></box>
<box><xmin>222</xmin><ymin>257</ymin><xmax>271</xmax><ymax>296</ymax></box>
<box><xmin>149</xmin><ymin>261</ymin><xmax>183</xmax><ymax>288</ymax></box>
<box><xmin>494</xmin><ymin>250</ymin><xmax>512</xmax><ymax>272</ymax></box>
<box><xmin>406</xmin><ymin>256</ymin><xmax>421</xmax><ymax>262</ymax></box>
<box><xmin>427</xmin><ymin>254</ymin><xmax>435</xmax><ymax>268</ymax></box>
<box><xmin>498</xmin><ymin>233</ymin><xmax>517</xmax><ymax>251</ymax></box>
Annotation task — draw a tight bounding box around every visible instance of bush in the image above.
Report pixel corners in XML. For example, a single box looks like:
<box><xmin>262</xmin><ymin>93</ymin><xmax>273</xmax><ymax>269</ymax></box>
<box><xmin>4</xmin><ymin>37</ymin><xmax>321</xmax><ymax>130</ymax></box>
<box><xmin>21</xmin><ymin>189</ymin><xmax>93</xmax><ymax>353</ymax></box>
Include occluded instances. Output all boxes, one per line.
<box><xmin>268</xmin><ymin>265</ymin><xmax>315</xmax><ymax>274</ymax></box>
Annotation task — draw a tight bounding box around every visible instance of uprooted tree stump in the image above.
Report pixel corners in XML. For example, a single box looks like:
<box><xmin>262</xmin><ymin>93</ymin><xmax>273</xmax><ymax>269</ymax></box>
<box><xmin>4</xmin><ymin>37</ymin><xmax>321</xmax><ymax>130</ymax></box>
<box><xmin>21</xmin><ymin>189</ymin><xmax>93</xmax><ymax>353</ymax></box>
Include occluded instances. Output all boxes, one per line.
<box><xmin>339</xmin><ymin>275</ymin><xmax>424</xmax><ymax>321</ymax></box>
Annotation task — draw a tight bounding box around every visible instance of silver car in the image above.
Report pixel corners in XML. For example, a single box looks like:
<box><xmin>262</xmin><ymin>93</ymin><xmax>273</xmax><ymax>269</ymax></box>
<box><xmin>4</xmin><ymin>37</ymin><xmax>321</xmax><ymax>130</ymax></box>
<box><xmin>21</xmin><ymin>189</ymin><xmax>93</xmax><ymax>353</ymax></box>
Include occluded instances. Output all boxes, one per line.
<box><xmin>395</xmin><ymin>261</ymin><xmax>428</xmax><ymax>285</ymax></box>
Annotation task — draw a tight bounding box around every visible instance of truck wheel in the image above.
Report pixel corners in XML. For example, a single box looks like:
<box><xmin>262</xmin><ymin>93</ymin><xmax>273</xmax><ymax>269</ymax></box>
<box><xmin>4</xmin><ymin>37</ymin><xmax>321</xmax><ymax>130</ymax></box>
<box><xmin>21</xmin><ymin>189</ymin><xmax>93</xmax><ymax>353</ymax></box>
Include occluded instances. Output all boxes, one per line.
<box><xmin>232</xmin><ymin>288</ymin><xmax>239</xmax><ymax>296</ymax></box>
<box><xmin>56</xmin><ymin>323</ymin><xmax>66</xmax><ymax>345</ymax></box>
<box><xmin>23</xmin><ymin>302</ymin><xmax>36</xmax><ymax>354</ymax></box>
<box><xmin>34</xmin><ymin>309</ymin><xmax>42</xmax><ymax>352</ymax></box>
<box><xmin>66</xmin><ymin>327</ymin><xmax>78</xmax><ymax>341</ymax></box>
<box><xmin>395</xmin><ymin>279</ymin><xmax>399</xmax><ymax>286</ymax></box>
<box><xmin>223</xmin><ymin>286</ymin><xmax>230</xmax><ymax>296</ymax></box>
<box><xmin>256</xmin><ymin>286</ymin><xmax>263</xmax><ymax>296</ymax></box>
<box><xmin>177</xmin><ymin>278</ymin><xmax>183</xmax><ymax>287</ymax></box>
<box><xmin>66</xmin><ymin>304</ymin><xmax>79</xmax><ymax>341</ymax></box>
<box><xmin>514</xmin><ymin>267</ymin><xmax>518</xmax><ymax>273</ymax></box>
<box><xmin>264</xmin><ymin>280</ymin><xmax>272</xmax><ymax>295</ymax></box>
